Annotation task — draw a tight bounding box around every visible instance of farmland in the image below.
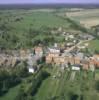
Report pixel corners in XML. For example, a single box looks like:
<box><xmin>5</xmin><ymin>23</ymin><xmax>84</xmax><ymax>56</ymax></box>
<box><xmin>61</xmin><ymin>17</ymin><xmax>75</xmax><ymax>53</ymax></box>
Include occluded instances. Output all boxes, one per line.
<box><xmin>34</xmin><ymin>66</ymin><xmax>98</xmax><ymax>100</ymax></box>
<box><xmin>1</xmin><ymin>65</ymin><xmax>99</xmax><ymax>100</ymax></box>
<box><xmin>66</xmin><ymin>9</ymin><xmax>99</xmax><ymax>28</ymax></box>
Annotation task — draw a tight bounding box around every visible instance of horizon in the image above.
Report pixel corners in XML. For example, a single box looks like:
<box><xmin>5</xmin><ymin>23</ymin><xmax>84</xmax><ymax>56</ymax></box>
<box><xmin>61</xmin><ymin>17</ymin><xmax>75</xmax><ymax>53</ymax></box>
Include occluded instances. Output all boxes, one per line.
<box><xmin>0</xmin><ymin>3</ymin><xmax>99</xmax><ymax>5</ymax></box>
<box><xmin>0</xmin><ymin>0</ymin><xmax>99</xmax><ymax>4</ymax></box>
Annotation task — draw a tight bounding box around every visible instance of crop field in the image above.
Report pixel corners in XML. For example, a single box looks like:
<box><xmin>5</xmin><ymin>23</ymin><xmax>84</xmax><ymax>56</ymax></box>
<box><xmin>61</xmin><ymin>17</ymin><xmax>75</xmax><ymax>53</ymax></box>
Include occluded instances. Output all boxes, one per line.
<box><xmin>66</xmin><ymin>9</ymin><xmax>99</xmax><ymax>28</ymax></box>
<box><xmin>34</xmin><ymin>66</ymin><xmax>97</xmax><ymax>100</ymax></box>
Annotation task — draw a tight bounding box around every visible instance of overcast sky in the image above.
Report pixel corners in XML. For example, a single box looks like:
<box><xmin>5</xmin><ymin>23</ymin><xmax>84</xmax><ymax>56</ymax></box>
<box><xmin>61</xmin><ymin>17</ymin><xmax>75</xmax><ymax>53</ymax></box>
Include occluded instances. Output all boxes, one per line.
<box><xmin>0</xmin><ymin>0</ymin><xmax>99</xmax><ymax>4</ymax></box>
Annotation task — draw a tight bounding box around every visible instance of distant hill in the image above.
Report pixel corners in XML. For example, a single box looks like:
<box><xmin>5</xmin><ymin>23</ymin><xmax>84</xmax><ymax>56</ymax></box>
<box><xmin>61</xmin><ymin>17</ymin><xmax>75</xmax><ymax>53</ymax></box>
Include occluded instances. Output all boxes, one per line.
<box><xmin>0</xmin><ymin>4</ymin><xmax>99</xmax><ymax>9</ymax></box>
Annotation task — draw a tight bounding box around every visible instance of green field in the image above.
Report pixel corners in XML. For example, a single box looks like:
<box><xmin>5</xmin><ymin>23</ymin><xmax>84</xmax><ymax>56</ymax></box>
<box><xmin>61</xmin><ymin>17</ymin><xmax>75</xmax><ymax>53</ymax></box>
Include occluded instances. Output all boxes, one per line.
<box><xmin>33</xmin><ymin>66</ymin><xmax>98</xmax><ymax>100</ymax></box>
<box><xmin>0</xmin><ymin>9</ymin><xmax>90</xmax><ymax>49</ymax></box>
<box><xmin>1</xmin><ymin>65</ymin><xmax>99</xmax><ymax>100</ymax></box>
<box><xmin>0</xmin><ymin>11</ymin><xmax>70</xmax><ymax>33</ymax></box>
<box><xmin>88</xmin><ymin>39</ymin><xmax>99</xmax><ymax>51</ymax></box>
<box><xmin>0</xmin><ymin>10</ymin><xmax>73</xmax><ymax>49</ymax></box>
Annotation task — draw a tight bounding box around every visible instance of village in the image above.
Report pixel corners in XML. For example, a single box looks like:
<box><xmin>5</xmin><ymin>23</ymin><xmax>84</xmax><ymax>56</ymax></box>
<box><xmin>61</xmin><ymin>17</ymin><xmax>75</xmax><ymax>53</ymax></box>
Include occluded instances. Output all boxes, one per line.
<box><xmin>0</xmin><ymin>28</ymin><xmax>99</xmax><ymax>79</ymax></box>
<box><xmin>1</xmin><ymin>2</ymin><xmax>99</xmax><ymax>99</ymax></box>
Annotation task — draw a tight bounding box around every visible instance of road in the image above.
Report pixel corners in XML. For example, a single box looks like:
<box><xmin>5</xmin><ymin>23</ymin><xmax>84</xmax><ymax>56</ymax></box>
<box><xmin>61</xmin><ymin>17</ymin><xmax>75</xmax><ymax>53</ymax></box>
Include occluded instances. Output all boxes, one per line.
<box><xmin>64</xmin><ymin>39</ymin><xmax>92</xmax><ymax>53</ymax></box>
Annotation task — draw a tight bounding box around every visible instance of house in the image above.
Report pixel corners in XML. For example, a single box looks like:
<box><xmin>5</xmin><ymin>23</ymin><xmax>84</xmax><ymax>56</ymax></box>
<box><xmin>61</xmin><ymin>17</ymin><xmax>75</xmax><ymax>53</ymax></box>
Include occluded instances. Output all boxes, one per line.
<box><xmin>34</xmin><ymin>46</ymin><xmax>43</xmax><ymax>57</ymax></box>
<box><xmin>53</xmin><ymin>56</ymin><xmax>65</xmax><ymax>65</ymax></box>
<box><xmin>65</xmin><ymin>56</ymin><xmax>70</xmax><ymax>64</ymax></box>
<box><xmin>74</xmin><ymin>57</ymin><xmax>81</xmax><ymax>64</ymax></box>
<box><xmin>93</xmin><ymin>55</ymin><xmax>99</xmax><ymax>61</ymax></box>
<box><xmin>45</xmin><ymin>53</ymin><xmax>59</xmax><ymax>64</ymax></box>
<box><xmin>46</xmin><ymin>55</ymin><xmax>53</xmax><ymax>64</ymax></box>
<box><xmin>83</xmin><ymin>64</ymin><xmax>89</xmax><ymax>70</ymax></box>
<box><xmin>93</xmin><ymin>60</ymin><xmax>99</xmax><ymax>68</ymax></box>
<box><xmin>0</xmin><ymin>57</ymin><xmax>5</xmax><ymax>66</ymax></box>
<box><xmin>92</xmin><ymin>55</ymin><xmax>99</xmax><ymax>67</ymax></box>
<box><xmin>20</xmin><ymin>49</ymin><xmax>29</xmax><ymax>60</ymax></box>
<box><xmin>81</xmin><ymin>60</ymin><xmax>89</xmax><ymax>70</ymax></box>
<box><xmin>66</xmin><ymin>42</ymin><xmax>74</xmax><ymax>48</ymax></box>
<box><xmin>65</xmin><ymin>34</ymin><xmax>74</xmax><ymax>41</ymax></box>
<box><xmin>11</xmin><ymin>58</ymin><xmax>17</xmax><ymax>67</ymax></box>
<box><xmin>68</xmin><ymin>57</ymin><xmax>75</xmax><ymax>65</ymax></box>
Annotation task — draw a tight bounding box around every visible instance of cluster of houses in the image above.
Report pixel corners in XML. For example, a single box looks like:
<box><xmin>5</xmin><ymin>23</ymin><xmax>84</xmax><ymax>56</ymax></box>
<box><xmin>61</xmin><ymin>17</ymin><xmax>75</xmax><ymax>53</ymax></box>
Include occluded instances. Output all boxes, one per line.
<box><xmin>0</xmin><ymin>54</ymin><xmax>17</xmax><ymax>68</ymax></box>
<box><xmin>0</xmin><ymin>46</ymin><xmax>43</xmax><ymax>73</ymax></box>
<box><xmin>45</xmin><ymin>43</ymin><xmax>99</xmax><ymax>71</ymax></box>
<box><xmin>0</xmin><ymin>28</ymin><xmax>98</xmax><ymax>74</ymax></box>
<box><xmin>0</xmin><ymin>42</ymin><xmax>99</xmax><ymax>73</ymax></box>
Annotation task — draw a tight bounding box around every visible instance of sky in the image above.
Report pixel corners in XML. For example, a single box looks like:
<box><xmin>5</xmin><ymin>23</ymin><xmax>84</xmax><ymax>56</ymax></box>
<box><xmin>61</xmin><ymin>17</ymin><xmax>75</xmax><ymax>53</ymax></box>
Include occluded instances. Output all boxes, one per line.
<box><xmin>0</xmin><ymin>0</ymin><xmax>99</xmax><ymax>4</ymax></box>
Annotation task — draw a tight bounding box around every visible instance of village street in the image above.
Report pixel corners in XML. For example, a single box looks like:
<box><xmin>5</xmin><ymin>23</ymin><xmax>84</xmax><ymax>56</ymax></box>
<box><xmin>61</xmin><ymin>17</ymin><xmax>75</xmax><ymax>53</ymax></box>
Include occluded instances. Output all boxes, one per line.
<box><xmin>64</xmin><ymin>39</ymin><xmax>92</xmax><ymax>53</ymax></box>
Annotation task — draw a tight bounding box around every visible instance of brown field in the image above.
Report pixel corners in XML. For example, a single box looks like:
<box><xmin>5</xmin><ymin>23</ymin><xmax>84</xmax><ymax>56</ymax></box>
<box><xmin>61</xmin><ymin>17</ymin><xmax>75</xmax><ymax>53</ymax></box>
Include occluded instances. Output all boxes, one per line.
<box><xmin>66</xmin><ymin>9</ymin><xmax>99</xmax><ymax>28</ymax></box>
<box><xmin>80</xmin><ymin>19</ymin><xmax>99</xmax><ymax>28</ymax></box>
